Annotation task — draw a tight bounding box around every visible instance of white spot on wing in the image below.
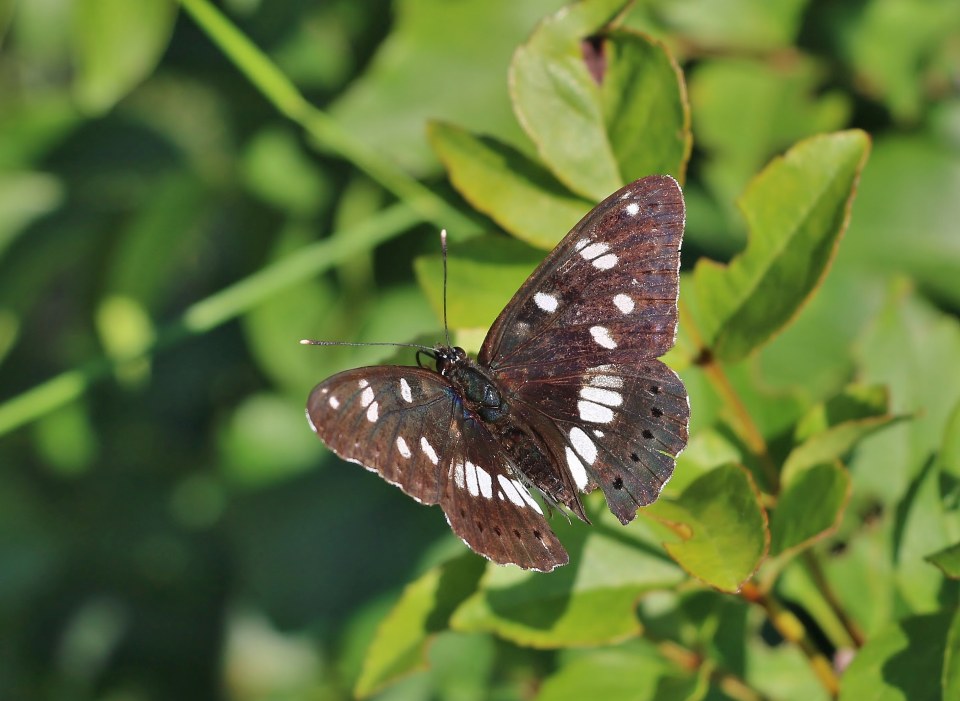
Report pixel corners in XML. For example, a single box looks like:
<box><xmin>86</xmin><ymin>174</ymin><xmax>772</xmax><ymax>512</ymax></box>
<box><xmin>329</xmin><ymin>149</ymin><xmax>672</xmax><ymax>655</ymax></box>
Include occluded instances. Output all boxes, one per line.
<box><xmin>564</xmin><ymin>447</ymin><xmax>589</xmax><ymax>490</ymax></box>
<box><xmin>580</xmin><ymin>242</ymin><xmax>609</xmax><ymax>260</ymax></box>
<box><xmin>366</xmin><ymin>401</ymin><xmax>379</xmax><ymax>422</ymax></box>
<box><xmin>625</xmin><ymin>202</ymin><xmax>640</xmax><ymax>216</ymax></box>
<box><xmin>421</xmin><ymin>437</ymin><xmax>439</xmax><ymax>465</ymax></box>
<box><xmin>593</xmin><ymin>429</ymin><xmax>604</xmax><ymax>437</ymax></box>
<box><xmin>454</xmin><ymin>461</ymin><xmax>465</xmax><ymax>489</ymax></box>
<box><xmin>534</xmin><ymin>291</ymin><xmax>559</xmax><ymax>313</ymax></box>
<box><xmin>396</xmin><ymin>436</ymin><xmax>411</xmax><ymax>458</ymax></box>
<box><xmin>590</xmin><ymin>374</ymin><xmax>623</xmax><ymax>388</ymax></box>
<box><xmin>476</xmin><ymin>465</ymin><xmax>493</xmax><ymax>498</ymax></box>
<box><xmin>358</xmin><ymin>379</ymin><xmax>369</xmax><ymax>388</ymax></box>
<box><xmin>400</xmin><ymin>378</ymin><xmax>413</xmax><ymax>403</ymax></box>
<box><xmin>590</xmin><ymin>325</ymin><xmax>617</xmax><ymax>349</ymax></box>
<box><xmin>360</xmin><ymin>386</ymin><xmax>374</xmax><ymax>407</ymax></box>
<box><xmin>497</xmin><ymin>474</ymin><xmax>526</xmax><ymax>507</ymax></box>
<box><xmin>613</xmin><ymin>293</ymin><xmax>634</xmax><ymax>314</ymax></box>
<box><xmin>569</xmin><ymin>427</ymin><xmax>597</xmax><ymax>465</ymax></box>
<box><xmin>518</xmin><ymin>486</ymin><xmax>544</xmax><ymax>514</ymax></box>
<box><xmin>574</xmin><ymin>239</ymin><xmax>589</xmax><ymax>251</ymax></box>
<box><xmin>328</xmin><ymin>396</ymin><xmax>340</xmax><ymax>409</ymax></box>
<box><xmin>465</xmin><ymin>461</ymin><xmax>479</xmax><ymax>496</ymax></box>
<box><xmin>578</xmin><ymin>400</ymin><xmax>614</xmax><ymax>423</ymax></box>
<box><xmin>580</xmin><ymin>386</ymin><xmax>623</xmax><ymax>406</ymax></box>
<box><xmin>592</xmin><ymin>253</ymin><xmax>618</xmax><ymax>269</ymax></box>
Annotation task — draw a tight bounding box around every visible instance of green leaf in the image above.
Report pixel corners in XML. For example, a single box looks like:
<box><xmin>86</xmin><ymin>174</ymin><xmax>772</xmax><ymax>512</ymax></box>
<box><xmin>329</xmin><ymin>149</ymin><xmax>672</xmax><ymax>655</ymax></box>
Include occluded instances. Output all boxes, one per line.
<box><xmin>355</xmin><ymin>554</ymin><xmax>486</xmax><ymax>698</ymax></box>
<box><xmin>839</xmin><ymin>612</ymin><xmax>955</xmax><ymax>701</ymax></box>
<box><xmin>428</xmin><ymin>121</ymin><xmax>593</xmax><ymax>249</ymax></box>
<box><xmin>841</xmin><ymin>134</ymin><xmax>960</xmax><ymax>308</ymax></box>
<box><xmin>770</xmin><ymin>463</ymin><xmax>850</xmax><ymax>558</ymax></box>
<box><xmin>509</xmin><ymin>0</ymin><xmax>631</xmax><ymax>200</ymax></box>
<box><xmin>329</xmin><ymin>0</ymin><xmax>570</xmax><ymax>175</ymax></box>
<box><xmin>689</xmin><ymin>57</ymin><xmax>850</xmax><ymax>226</ymax></box>
<box><xmin>925</xmin><ymin>542</ymin><xmax>960</xmax><ymax>579</ymax></box>
<box><xmin>851</xmin><ymin>287</ymin><xmax>960</xmax><ymax>506</ymax></box>
<box><xmin>451</xmin><ymin>504</ymin><xmax>684</xmax><ymax>647</ymax></box>
<box><xmin>782</xmin><ymin>392</ymin><xmax>902</xmax><ymax>483</ymax></box>
<box><xmin>659</xmin><ymin>0</ymin><xmax>809</xmax><ymax>51</ymax></box>
<box><xmin>692</xmin><ymin>130</ymin><xmax>871</xmax><ymax>362</ymax></box>
<box><xmin>644</xmin><ymin>464</ymin><xmax>768</xmax><ymax>592</ymax></box>
<box><xmin>598</xmin><ymin>30</ymin><xmax>691</xmax><ymax>183</ymax></box>
<box><xmin>793</xmin><ymin>384</ymin><xmax>891</xmax><ymax>442</ymax></box>
<box><xmin>837</xmin><ymin>0</ymin><xmax>960</xmax><ymax>122</ymax></box>
<box><xmin>72</xmin><ymin>0</ymin><xmax>177</xmax><ymax>113</ymax></box>
<box><xmin>415</xmin><ymin>236</ymin><xmax>546</xmax><ymax>329</ymax></box>
<box><xmin>944</xmin><ymin>609</ymin><xmax>960</xmax><ymax>699</ymax></box>
<box><xmin>535</xmin><ymin>646</ymin><xmax>704</xmax><ymax>701</ymax></box>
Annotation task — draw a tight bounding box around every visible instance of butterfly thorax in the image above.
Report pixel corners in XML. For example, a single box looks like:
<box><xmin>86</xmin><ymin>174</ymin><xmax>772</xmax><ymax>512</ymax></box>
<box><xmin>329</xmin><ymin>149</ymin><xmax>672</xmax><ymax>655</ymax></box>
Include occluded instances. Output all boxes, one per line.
<box><xmin>435</xmin><ymin>345</ymin><xmax>588</xmax><ymax>521</ymax></box>
<box><xmin>435</xmin><ymin>346</ymin><xmax>507</xmax><ymax>422</ymax></box>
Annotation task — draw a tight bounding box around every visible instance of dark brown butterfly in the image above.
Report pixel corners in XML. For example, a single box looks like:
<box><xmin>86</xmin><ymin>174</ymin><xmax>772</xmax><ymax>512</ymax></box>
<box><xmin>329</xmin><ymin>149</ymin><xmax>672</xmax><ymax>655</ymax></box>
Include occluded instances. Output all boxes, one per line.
<box><xmin>305</xmin><ymin>175</ymin><xmax>689</xmax><ymax>572</ymax></box>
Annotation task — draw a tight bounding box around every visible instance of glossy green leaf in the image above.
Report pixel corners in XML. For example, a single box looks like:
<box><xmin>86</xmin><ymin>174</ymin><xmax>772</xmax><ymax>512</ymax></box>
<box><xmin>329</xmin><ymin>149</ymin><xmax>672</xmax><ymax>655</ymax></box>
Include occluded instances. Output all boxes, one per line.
<box><xmin>644</xmin><ymin>464</ymin><xmax>768</xmax><ymax>592</ymax></box>
<box><xmin>509</xmin><ymin>0</ymin><xmax>631</xmax><ymax>200</ymax></box>
<box><xmin>72</xmin><ymin>0</ymin><xmax>177</xmax><ymax>113</ymax></box>
<box><xmin>692</xmin><ymin>130</ymin><xmax>871</xmax><ymax>362</ymax></box>
<box><xmin>770</xmin><ymin>463</ymin><xmax>850</xmax><ymax>558</ymax></box>
<box><xmin>839</xmin><ymin>612</ymin><xmax>955</xmax><ymax>701</ymax></box>
<box><xmin>428</xmin><ymin>121</ymin><xmax>593</xmax><ymax>249</ymax></box>
<box><xmin>451</xmin><ymin>504</ymin><xmax>684</xmax><ymax>647</ymax></box>
<box><xmin>925</xmin><ymin>542</ymin><xmax>960</xmax><ymax>579</ymax></box>
<box><xmin>415</xmin><ymin>236</ymin><xmax>545</xmax><ymax>329</ymax></box>
<box><xmin>355</xmin><ymin>554</ymin><xmax>486</xmax><ymax>698</ymax></box>
<box><xmin>599</xmin><ymin>30</ymin><xmax>690</xmax><ymax>183</ymax></box>
<box><xmin>536</xmin><ymin>646</ymin><xmax>704</xmax><ymax>701</ymax></box>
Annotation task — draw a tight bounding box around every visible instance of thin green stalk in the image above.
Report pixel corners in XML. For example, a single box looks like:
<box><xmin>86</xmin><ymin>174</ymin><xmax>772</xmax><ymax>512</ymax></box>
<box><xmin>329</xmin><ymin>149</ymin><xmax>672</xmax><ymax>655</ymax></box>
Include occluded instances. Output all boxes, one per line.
<box><xmin>0</xmin><ymin>204</ymin><xmax>418</xmax><ymax>437</ymax></box>
<box><xmin>178</xmin><ymin>0</ymin><xmax>480</xmax><ymax>237</ymax></box>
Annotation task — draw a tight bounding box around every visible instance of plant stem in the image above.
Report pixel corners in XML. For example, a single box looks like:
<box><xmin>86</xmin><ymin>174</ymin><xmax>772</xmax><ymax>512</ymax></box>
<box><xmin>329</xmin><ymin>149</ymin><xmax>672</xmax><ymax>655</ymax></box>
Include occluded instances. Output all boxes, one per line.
<box><xmin>656</xmin><ymin>640</ymin><xmax>774</xmax><ymax>701</ymax></box>
<box><xmin>741</xmin><ymin>583</ymin><xmax>840</xmax><ymax>697</ymax></box>
<box><xmin>178</xmin><ymin>0</ymin><xmax>480</xmax><ymax>237</ymax></box>
<box><xmin>0</xmin><ymin>204</ymin><xmax>418</xmax><ymax>437</ymax></box>
<box><xmin>802</xmin><ymin>551</ymin><xmax>866</xmax><ymax>648</ymax></box>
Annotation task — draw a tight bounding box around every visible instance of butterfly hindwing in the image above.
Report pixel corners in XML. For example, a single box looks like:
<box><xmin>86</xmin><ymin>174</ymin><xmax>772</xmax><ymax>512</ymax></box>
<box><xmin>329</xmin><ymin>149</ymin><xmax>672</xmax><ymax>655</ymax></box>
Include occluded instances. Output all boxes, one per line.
<box><xmin>306</xmin><ymin>366</ymin><xmax>568</xmax><ymax>571</ymax></box>
<box><xmin>440</xmin><ymin>415</ymin><xmax>568</xmax><ymax>572</ymax></box>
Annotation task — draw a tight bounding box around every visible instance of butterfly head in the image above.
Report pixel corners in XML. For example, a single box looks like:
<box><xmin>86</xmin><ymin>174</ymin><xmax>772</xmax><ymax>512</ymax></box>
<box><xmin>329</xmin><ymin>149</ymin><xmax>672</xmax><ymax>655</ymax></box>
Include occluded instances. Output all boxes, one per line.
<box><xmin>434</xmin><ymin>345</ymin><xmax>468</xmax><ymax>375</ymax></box>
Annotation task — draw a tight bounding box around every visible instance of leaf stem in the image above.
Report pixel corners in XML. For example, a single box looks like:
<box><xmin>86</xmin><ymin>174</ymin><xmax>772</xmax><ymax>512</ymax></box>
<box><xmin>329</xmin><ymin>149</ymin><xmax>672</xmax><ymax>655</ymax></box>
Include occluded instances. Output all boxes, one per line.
<box><xmin>678</xmin><ymin>299</ymin><xmax>779</xmax><ymax>489</ymax></box>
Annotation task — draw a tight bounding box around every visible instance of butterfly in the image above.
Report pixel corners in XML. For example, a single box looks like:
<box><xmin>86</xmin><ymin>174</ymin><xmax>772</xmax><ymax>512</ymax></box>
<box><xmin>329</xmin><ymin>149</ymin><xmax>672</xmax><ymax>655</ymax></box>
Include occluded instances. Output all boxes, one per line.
<box><xmin>304</xmin><ymin>175</ymin><xmax>689</xmax><ymax>572</ymax></box>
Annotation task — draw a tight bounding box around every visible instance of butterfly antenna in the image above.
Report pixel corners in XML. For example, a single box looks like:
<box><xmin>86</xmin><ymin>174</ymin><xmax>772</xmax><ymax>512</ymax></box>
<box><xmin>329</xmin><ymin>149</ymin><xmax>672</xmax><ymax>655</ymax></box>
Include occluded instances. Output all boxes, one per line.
<box><xmin>441</xmin><ymin>229</ymin><xmax>452</xmax><ymax>348</ymax></box>
<box><xmin>300</xmin><ymin>339</ymin><xmax>436</xmax><ymax>356</ymax></box>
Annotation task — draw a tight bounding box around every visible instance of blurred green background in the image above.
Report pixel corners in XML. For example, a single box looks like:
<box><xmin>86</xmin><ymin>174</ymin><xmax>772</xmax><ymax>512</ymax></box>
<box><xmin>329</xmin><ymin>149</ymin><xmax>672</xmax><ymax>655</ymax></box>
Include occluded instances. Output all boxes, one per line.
<box><xmin>0</xmin><ymin>0</ymin><xmax>958</xmax><ymax>699</ymax></box>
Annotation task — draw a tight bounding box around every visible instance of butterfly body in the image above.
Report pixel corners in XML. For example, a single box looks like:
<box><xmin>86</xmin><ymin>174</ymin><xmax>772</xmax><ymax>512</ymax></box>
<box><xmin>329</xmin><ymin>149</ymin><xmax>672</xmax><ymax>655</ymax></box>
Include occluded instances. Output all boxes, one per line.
<box><xmin>307</xmin><ymin>175</ymin><xmax>689</xmax><ymax>572</ymax></box>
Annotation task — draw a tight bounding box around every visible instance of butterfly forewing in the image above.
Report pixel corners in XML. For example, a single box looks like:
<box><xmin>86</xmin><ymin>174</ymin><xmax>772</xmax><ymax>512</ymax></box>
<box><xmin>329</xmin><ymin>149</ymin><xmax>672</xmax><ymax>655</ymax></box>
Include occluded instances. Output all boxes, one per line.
<box><xmin>479</xmin><ymin>175</ymin><xmax>684</xmax><ymax>371</ymax></box>
<box><xmin>479</xmin><ymin>175</ymin><xmax>688</xmax><ymax>523</ymax></box>
<box><xmin>306</xmin><ymin>366</ymin><xmax>568</xmax><ymax>571</ymax></box>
